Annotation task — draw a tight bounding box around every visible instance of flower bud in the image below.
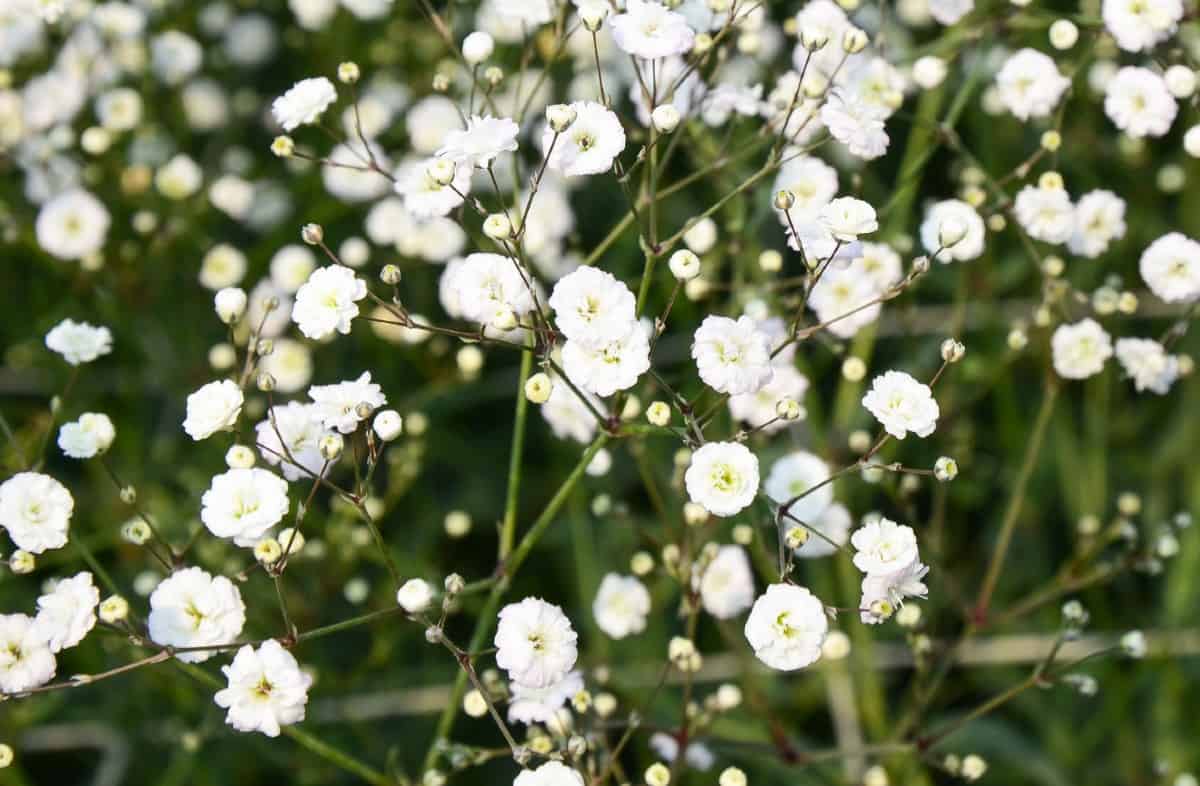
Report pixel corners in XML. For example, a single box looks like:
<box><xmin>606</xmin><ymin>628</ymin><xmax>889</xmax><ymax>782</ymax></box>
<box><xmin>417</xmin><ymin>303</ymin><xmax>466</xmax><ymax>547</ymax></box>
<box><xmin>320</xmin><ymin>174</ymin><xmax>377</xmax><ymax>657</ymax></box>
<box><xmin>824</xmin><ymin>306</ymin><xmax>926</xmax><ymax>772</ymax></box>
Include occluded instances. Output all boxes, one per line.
<box><xmin>719</xmin><ymin>767</ymin><xmax>747</xmax><ymax>786</ymax></box>
<box><xmin>669</xmin><ymin>249</ymin><xmax>701</xmax><ymax>280</ymax></box>
<box><xmin>525</xmin><ymin>372</ymin><xmax>553</xmax><ymax>403</ymax></box>
<box><xmin>319</xmin><ymin>433</ymin><xmax>344</xmax><ymax>461</ymax></box>
<box><xmin>255</xmin><ymin>538</ymin><xmax>283</xmax><ymax>565</ymax></box>
<box><xmin>581</xmin><ymin>8</ymin><xmax>607</xmax><ymax>31</ymax></box>
<box><xmin>937</xmin><ymin>217</ymin><xmax>967</xmax><ymax>248</ymax></box>
<box><xmin>759</xmin><ymin>249</ymin><xmax>783</xmax><ymax>272</ymax></box>
<box><xmin>651</xmin><ymin>104</ymin><xmax>681</xmax><ymax>133</ymax></box>
<box><xmin>1165</xmin><ymin>65</ymin><xmax>1197</xmax><ymax>98</ymax></box>
<box><xmin>120</xmin><ymin>485</ymin><xmax>137</xmax><ymax>504</ymax></box>
<box><xmin>911</xmin><ymin>255</ymin><xmax>931</xmax><ymax>274</ymax></box>
<box><xmin>483</xmin><ymin>212</ymin><xmax>513</xmax><ymax>240</ymax></box>
<box><xmin>1048</xmin><ymin>19</ymin><xmax>1078</xmax><ymax>50</ymax></box>
<box><xmin>842</xmin><ymin>26</ymin><xmax>868</xmax><ymax>53</ymax></box>
<box><xmin>380</xmin><ymin>264</ymin><xmax>402</xmax><ymax>285</ymax></box>
<box><xmin>121</xmin><ymin>519</ymin><xmax>151</xmax><ymax>545</ymax></box>
<box><xmin>1038</xmin><ymin>170</ymin><xmax>1064</xmax><ymax>190</ymax></box>
<box><xmin>397</xmin><ymin>578</ymin><xmax>433</xmax><ymax>613</ymax></box>
<box><xmin>301</xmin><ymin>223</ymin><xmax>324</xmax><ymax>245</ymax></box>
<box><xmin>9</xmin><ymin>550</ymin><xmax>34</xmax><ymax>574</ymax></box>
<box><xmin>776</xmin><ymin>397</ymin><xmax>803</xmax><ymax>420</ymax></box>
<box><xmin>940</xmin><ymin>338</ymin><xmax>965</xmax><ymax>362</ymax></box>
<box><xmin>784</xmin><ymin>525</ymin><xmax>809</xmax><ymax>549</ymax></box>
<box><xmin>462</xmin><ymin>31</ymin><xmax>495</xmax><ymax>66</ymax></box>
<box><xmin>1120</xmin><ymin>630</ymin><xmax>1147</xmax><ymax>658</ymax></box>
<box><xmin>225</xmin><ymin>444</ymin><xmax>256</xmax><ymax>469</ymax></box>
<box><xmin>444</xmin><ymin>573</ymin><xmax>466</xmax><ymax>595</ymax></box>
<box><xmin>484</xmin><ymin>65</ymin><xmax>504</xmax><ymax>86</ymax></box>
<box><xmin>432</xmin><ymin>73</ymin><xmax>450</xmax><ymax>92</ymax></box>
<box><xmin>546</xmin><ymin>103</ymin><xmax>578</xmax><ymax>132</ymax></box>
<box><xmin>1041</xmin><ymin>130</ymin><xmax>1062</xmax><ymax>151</ymax></box>
<box><xmin>278</xmin><ymin>528</ymin><xmax>306</xmax><ymax>555</ymax></box>
<box><xmin>631</xmin><ymin>551</ymin><xmax>654</xmax><ymax>575</ymax></box>
<box><xmin>692</xmin><ymin>32</ymin><xmax>714</xmax><ymax>54</ymax></box>
<box><xmin>444</xmin><ymin>511</ymin><xmax>472</xmax><ymax>538</ymax></box>
<box><xmin>961</xmin><ymin>755</ymin><xmax>988</xmax><ymax>782</ymax></box>
<box><xmin>99</xmin><ymin>594</ymin><xmax>129</xmax><ymax>623</ymax></box>
<box><xmin>645</xmin><ymin>763</ymin><xmax>671</xmax><ymax>786</ymax></box>
<box><xmin>933</xmin><ymin>456</ymin><xmax>958</xmax><ymax>481</ymax></box>
<box><xmin>271</xmin><ymin>135</ymin><xmax>294</xmax><ymax>158</ymax></box>
<box><xmin>800</xmin><ymin>26</ymin><xmax>829</xmax><ymax>51</ymax></box>
<box><xmin>773</xmin><ymin>189</ymin><xmax>796</xmax><ymax>211</ymax></box>
<box><xmin>427</xmin><ymin>158</ymin><xmax>457</xmax><ymax>186</ymax></box>
<box><xmin>646</xmin><ymin>401</ymin><xmax>671</xmax><ymax>426</ymax></box>
<box><xmin>373</xmin><ymin>409</ymin><xmax>404</xmax><ymax>441</ymax></box>
<box><xmin>337</xmin><ymin>61</ymin><xmax>360</xmax><ymax>84</ymax></box>
<box><xmin>256</xmin><ymin>372</ymin><xmax>276</xmax><ymax>392</ymax></box>
<box><xmin>214</xmin><ymin>287</ymin><xmax>247</xmax><ymax>324</ymax></box>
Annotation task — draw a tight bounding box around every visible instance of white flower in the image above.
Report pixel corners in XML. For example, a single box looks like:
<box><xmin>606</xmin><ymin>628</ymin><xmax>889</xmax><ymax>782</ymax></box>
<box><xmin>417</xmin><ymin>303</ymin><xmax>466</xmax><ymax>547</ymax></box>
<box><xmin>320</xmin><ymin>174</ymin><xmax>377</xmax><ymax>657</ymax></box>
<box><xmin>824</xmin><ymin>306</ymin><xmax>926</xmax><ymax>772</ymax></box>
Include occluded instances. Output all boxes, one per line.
<box><xmin>35</xmin><ymin>189</ymin><xmax>110</xmax><ymax>260</ymax></box>
<box><xmin>0</xmin><ymin>472</ymin><xmax>73</xmax><ymax>554</ymax></box>
<box><xmin>1116</xmin><ymin>337</ymin><xmax>1179</xmax><ymax>394</ymax></box>
<box><xmin>1140</xmin><ymin>232</ymin><xmax>1200</xmax><ymax>303</ymax></box>
<box><xmin>544</xmin><ymin>101</ymin><xmax>626</xmax><ymax>177</ymax></box>
<box><xmin>728</xmin><ymin>364</ymin><xmax>810</xmax><ymax>433</ymax></box>
<box><xmin>255</xmin><ymin>402</ymin><xmax>332</xmax><ymax>481</ymax></box>
<box><xmin>44</xmin><ymin>319</ymin><xmax>112</xmax><ymax>366</ymax></box>
<box><xmin>183</xmin><ymin>379</ymin><xmax>244</xmax><ymax>440</ymax></box>
<box><xmin>214</xmin><ymin>640</ymin><xmax>313</xmax><ymax>736</ymax></box>
<box><xmin>157</xmin><ymin>154</ymin><xmax>204</xmax><ymax>201</ymax></box>
<box><xmin>260</xmin><ymin>339</ymin><xmax>314</xmax><ymax>394</ymax></box>
<box><xmin>819</xmin><ymin>196</ymin><xmax>878</xmax><ymax>242</ymax></box>
<box><xmin>851</xmin><ymin>517</ymin><xmax>919</xmax><ymax>575</ymax></box>
<box><xmin>820</xmin><ymin>92</ymin><xmax>889</xmax><ymax>160</ymax></box>
<box><xmin>765</xmin><ymin>451</ymin><xmax>833</xmax><ymax>526</ymax></box>
<box><xmin>271</xmin><ymin>76</ymin><xmax>337</xmax><ymax>131</ymax></box>
<box><xmin>561</xmin><ymin>326</ymin><xmax>651</xmax><ymax>397</ymax></box>
<box><xmin>593</xmin><ymin>574</ymin><xmax>651</xmax><ymax>639</ymax></box>
<box><xmin>1102</xmin><ymin>0</ymin><xmax>1182</xmax><ymax>52</ymax></box>
<box><xmin>808</xmin><ymin>262</ymin><xmax>883</xmax><ymax>339</ymax></box>
<box><xmin>1105</xmin><ymin>67</ymin><xmax>1177</xmax><ymax>138</ymax></box>
<box><xmin>397</xmin><ymin>578</ymin><xmax>434</xmax><ymax>613</ymax></box>
<box><xmin>697</xmin><ymin>545</ymin><xmax>755</xmax><ymax>620</ymax></box>
<box><xmin>797</xmin><ymin>503</ymin><xmax>852</xmax><ymax>558</ymax></box>
<box><xmin>1068</xmin><ymin>190</ymin><xmax>1126</xmax><ymax>258</ymax></box>
<box><xmin>0</xmin><ymin>614</ymin><xmax>56</xmax><ymax>693</ymax></box>
<box><xmin>199</xmin><ymin>244</ymin><xmax>247</xmax><ymax>290</ymax></box>
<box><xmin>1051</xmin><ymin>318</ymin><xmax>1113</xmax><ymax>379</ymax></box>
<box><xmin>549</xmin><ymin>266</ymin><xmax>637</xmax><ymax>345</ymax></box>
<box><xmin>495</xmin><ymin>0</ymin><xmax>554</xmax><ymax>27</ymax></box>
<box><xmin>57</xmin><ymin>412</ymin><xmax>115</xmax><ymax>459</ymax></box>
<box><xmin>450</xmin><ymin>252</ymin><xmax>536</xmax><ymax>325</ymax></box>
<box><xmin>862</xmin><ymin>371</ymin><xmax>939</xmax><ymax>439</ymax></box>
<box><xmin>920</xmin><ymin>199</ymin><xmax>986</xmax><ymax>261</ymax></box>
<box><xmin>995</xmin><ymin>49</ymin><xmax>1070</xmax><ymax>121</ymax></box>
<box><xmin>514</xmin><ymin>761</ymin><xmax>585</xmax><ymax>786</ymax></box>
<box><xmin>1013</xmin><ymin>184</ymin><xmax>1074</xmax><ymax>245</ymax></box>
<box><xmin>743</xmin><ymin>584</ymin><xmax>828</xmax><ymax>670</ymax></box>
<box><xmin>684</xmin><ymin>441</ymin><xmax>760</xmax><ymax>517</ymax></box>
<box><xmin>860</xmin><ymin>560</ymin><xmax>929</xmax><ymax>624</ymax></box>
<box><xmin>308</xmin><ymin>371</ymin><xmax>387</xmax><ymax>434</ymax></box>
<box><xmin>610</xmin><ymin>0</ymin><xmax>695</xmax><ymax>60</ymax></box>
<box><xmin>692</xmin><ymin>315</ymin><xmax>774</xmax><ymax>395</ymax></box>
<box><xmin>34</xmin><ymin>571</ymin><xmax>98</xmax><ymax>652</ymax></box>
<box><xmin>436</xmin><ymin>114</ymin><xmax>520</xmax><ymax>169</ymax></box>
<box><xmin>495</xmin><ymin>597</ymin><xmax>579</xmax><ymax>689</ymax></box>
<box><xmin>541</xmin><ymin>373</ymin><xmax>602</xmax><ymax>444</ymax></box>
<box><xmin>201</xmin><ymin>468</ymin><xmax>290</xmax><ymax>547</ymax></box>
<box><xmin>928</xmin><ymin>0</ymin><xmax>973</xmax><ymax>25</ymax></box>
<box><xmin>772</xmin><ymin>154</ymin><xmax>838</xmax><ymax>224</ymax></box>
<box><xmin>508</xmin><ymin>670</ymin><xmax>583</xmax><ymax>725</ymax></box>
<box><xmin>148</xmin><ymin>567</ymin><xmax>246</xmax><ymax>663</ymax></box>
<box><xmin>396</xmin><ymin>157</ymin><xmax>472</xmax><ymax>218</ymax></box>
<box><xmin>291</xmin><ymin>264</ymin><xmax>368</xmax><ymax>340</ymax></box>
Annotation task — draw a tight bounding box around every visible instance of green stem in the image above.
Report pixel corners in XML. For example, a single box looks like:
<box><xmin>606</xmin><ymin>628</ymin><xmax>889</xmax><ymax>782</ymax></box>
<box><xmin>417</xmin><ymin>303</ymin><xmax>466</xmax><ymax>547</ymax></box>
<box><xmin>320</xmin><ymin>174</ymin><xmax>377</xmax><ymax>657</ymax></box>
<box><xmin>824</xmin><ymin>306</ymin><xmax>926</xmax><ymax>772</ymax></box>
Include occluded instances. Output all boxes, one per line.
<box><xmin>500</xmin><ymin>338</ymin><xmax>534</xmax><ymax>560</ymax></box>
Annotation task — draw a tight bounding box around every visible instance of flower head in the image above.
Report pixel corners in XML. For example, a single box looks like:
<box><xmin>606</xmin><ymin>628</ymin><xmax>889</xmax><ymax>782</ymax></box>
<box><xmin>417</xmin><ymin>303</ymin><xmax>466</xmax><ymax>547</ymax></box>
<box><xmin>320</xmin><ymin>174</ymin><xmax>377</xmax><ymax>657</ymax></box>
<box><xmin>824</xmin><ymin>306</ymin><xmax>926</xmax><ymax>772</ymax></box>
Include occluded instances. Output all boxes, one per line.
<box><xmin>34</xmin><ymin>571</ymin><xmax>98</xmax><ymax>652</ymax></box>
<box><xmin>0</xmin><ymin>614</ymin><xmax>56</xmax><ymax>693</ymax></box>
<box><xmin>201</xmin><ymin>468</ymin><xmax>290</xmax><ymax>547</ymax></box>
<box><xmin>57</xmin><ymin>413</ymin><xmax>116</xmax><ymax>459</ymax></box>
<box><xmin>271</xmin><ymin>77</ymin><xmax>337</xmax><ymax>131</ymax></box>
<box><xmin>45</xmin><ymin>319</ymin><xmax>113</xmax><ymax>366</ymax></box>
<box><xmin>495</xmin><ymin>597</ymin><xmax>579</xmax><ymax>689</ymax></box>
<box><xmin>692</xmin><ymin>315</ymin><xmax>774</xmax><ymax>395</ymax></box>
<box><xmin>292</xmin><ymin>264</ymin><xmax>368</xmax><ymax>340</ymax></box>
<box><xmin>593</xmin><ymin>574</ymin><xmax>651</xmax><ymax>639</ymax></box>
<box><xmin>436</xmin><ymin>114</ymin><xmax>519</xmax><ymax>169</ymax></box>
<box><xmin>0</xmin><ymin>472</ymin><xmax>73</xmax><ymax>554</ymax></box>
<box><xmin>215</xmin><ymin>640</ymin><xmax>313</xmax><ymax>736</ymax></box>
<box><xmin>148</xmin><ymin>567</ymin><xmax>246</xmax><ymax>663</ymax></box>
<box><xmin>183</xmin><ymin>379</ymin><xmax>244</xmax><ymax>441</ymax></box>
<box><xmin>861</xmin><ymin>370</ymin><xmax>939</xmax><ymax>439</ymax></box>
<box><xmin>743</xmin><ymin>584</ymin><xmax>828</xmax><ymax>670</ymax></box>
<box><xmin>685</xmin><ymin>441</ymin><xmax>760</xmax><ymax>517</ymax></box>
<box><xmin>1051</xmin><ymin>318</ymin><xmax>1113</xmax><ymax>380</ymax></box>
<box><xmin>610</xmin><ymin>0</ymin><xmax>696</xmax><ymax>60</ymax></box>
<box><xmin>544</xmin><ymin>101</ymin><xmax>626</xmax><ymax>177</ymax></box>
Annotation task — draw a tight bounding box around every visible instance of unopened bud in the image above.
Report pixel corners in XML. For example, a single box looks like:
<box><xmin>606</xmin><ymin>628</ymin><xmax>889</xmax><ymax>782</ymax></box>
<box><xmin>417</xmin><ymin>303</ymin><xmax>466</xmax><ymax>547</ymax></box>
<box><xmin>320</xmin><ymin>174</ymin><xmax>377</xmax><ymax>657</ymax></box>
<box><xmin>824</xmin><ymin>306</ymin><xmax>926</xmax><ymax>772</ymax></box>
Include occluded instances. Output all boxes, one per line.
<box><xmin>337</xmin><ymin>61</ymin><xmax>360</xmax><ymax>84</ymax></box>
<box><xmin>427</xmin><ymin>158</ymin><xmax>457</xmax><ymax>186</ymax></box>
<box><xmin>380</xmin><ymin>264</ymin><xmax>402</xmax><ymax>285</ymax></box>
<box><xmin>842</xmin><ymin>27</ymin><xmax>868</xmax><ymax>53</ymax></box>
<box><xmin>546</xmin><ymin>103</ymin><xmax>578</xmax><ymax>133</ymax></box>
<box><xmin>525</xmin><ymin>372</ymin><xmax>553</xmax><ymax>403</ymax></box>
<box><xmin>669</xmin><ymin>249</ymin><xmax>701</xmax><ymax>280</ymax></box>
<box><xmin>940</xmin><ymin>338</ymin><xmax>965</xmax><ymax>362</ymax></box>
<box><xmin>319</xmin><ymin>433</ymin><xmax>344</xmax><ymax>461</ymax></box>
<box><xmin>483</xmin><ymin>213</ymin><xmax>513</xmax><ymax>240</ymax></box>
<box><xmin>301</xmin><ymin>223</ymin><xmax>323</xmax><ymax>245</ymax></box>
<box><xmin>651</xmin><ymin>104</ymin><xmax>681</xmax><ymax>133</ymax></box>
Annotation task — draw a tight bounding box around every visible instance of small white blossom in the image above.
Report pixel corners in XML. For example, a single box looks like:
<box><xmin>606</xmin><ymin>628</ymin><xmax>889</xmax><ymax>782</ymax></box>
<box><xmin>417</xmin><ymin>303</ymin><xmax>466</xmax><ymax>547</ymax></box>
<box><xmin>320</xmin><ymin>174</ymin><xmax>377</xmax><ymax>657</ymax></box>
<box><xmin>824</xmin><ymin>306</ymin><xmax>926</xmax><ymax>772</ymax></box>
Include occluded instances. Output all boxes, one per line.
<box><xmin>1115</xmin><ymin>337</ymin><xmax>1179</xmax><ymax>394</ymax></box>
<box><xmin>544</xmin><ymin>101</ymin><xmax>626</xmax><ymax>177</ymax></box>
<box><xmin>1051</xmin><ymin>318</ymin><xmax>1113</xmax><ymax>379</ymax></box>
<box><xmin>308</xmin><ymin>372</ymin><xmax>387</xmax><ymax>434</ymax></box>
<box><xmin>1140</xmin><ymin>232</ymin><xmax>1200</xmax><ymax>303</ymax></box>
<box><xmin>861</xmin><ymin>371</ymin><xmax>939</xmax><ymax>439</ymax></box>
<box><xmin>148</xmin><ymin>567</ymin><xmax>246</xmax><ymax>663</ymax></box>
<box><xmin>291</xmin><ymin>264</ymin><xmax>368</xmax><ymax>340</ymax></box>
<box><xmin>513</xmin><ymin>761</ymin><xmax>585</xmax><ymax>786</ymax></box>
<box><xmin>0</xmin><ymin>472</ymin><xmax>74</xmax><ymax>554</ymax></box>
<box><xmin>743</xmin><ymin>584</ymin><xmax>828</xmax><ymax>670</ymax></box>
<box><xmin>692</xmin><ymin>315</ymin><xmax>774</xmax><ymax>395</ymax></box>
<box><xmin>1105</xmin><ymin>67</ymin><xmax>1177</xmax><ymax>138</ymax></box>
<box><xmin>495</xmin><ymin>597</ymin><xmax>579</xmax><ymax>689</ymax></box>
<box><xmin>610</xmin><ymin>0</ymin><xmax>696</xmax><ymax>60</ymax></box>
<box><xmin>215</xmin><ymin>640</ymin><xmax>313</xmax><ymax>736</ymax></box>
<box><xmin>851</xmin><ymin>517</ymin><xmax>920</xmax><ymax>575</ymax></box>
<box><xmin>0</xmin><ymin>614</ymin><xmax>56</xmax><ymax>693</ymax></box>
<box><xmin>593</xmin><ymin>574</ymin><xmax>651</xmax><ymax>639</ymax></box>
<box><xmin>271</xmin><ymin>76</ymin><xmax>337</xmax><ymax>131</ymax></box>
<box><xmin>684</xmin><ymin>441</ymin><xmax>760</xmax><ymax>517</ymax></box>
<box><xmin>436</xmin><ymin>114</ymin><xmax>520</xmax><ymax>169</ymax></box>
<box><xmin>201</xmin><ymin>468</ymin><xmax>290</xmax><ymax>547</ymax></box>
<box><xmin>57</xmin><ymin>412</ymin><xmax>116</xmax><ymax>459</ymax></box>
<box><xmin>183</xmin><ymin>379</ymin><xmax>244</xmax><ymax>441</ymax></box>
<box><xmin>45</xmin><ymin>319</ymin><xmax>113</xmax><ymax>366</ymax></box>
<box><xmin>996</xmin><ymin>49</ymin><xmax>1070</xmax><ymax>120</ymax></box>
<box><xmin>697</xmin><ymin>545</ymin><xmax>756</xmax><ymax>620</ymax></box>
<box><xmin>34</xmin><ymin>571</ymin><xmax>99</xmax><ymax>652</ymax></box>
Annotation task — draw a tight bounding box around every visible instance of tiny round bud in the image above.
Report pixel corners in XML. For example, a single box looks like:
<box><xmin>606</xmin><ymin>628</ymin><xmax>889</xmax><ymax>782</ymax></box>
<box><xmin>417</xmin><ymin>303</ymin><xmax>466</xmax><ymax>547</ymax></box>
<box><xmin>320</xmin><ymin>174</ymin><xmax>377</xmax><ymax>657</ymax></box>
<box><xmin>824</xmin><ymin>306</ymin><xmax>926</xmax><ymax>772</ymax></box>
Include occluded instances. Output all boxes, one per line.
<box><xmin>397</xmin><ymin>578</ymin><xmax>434</xmax><ymax>613</ymax></box>
<box><xmin>0</xmin><ymin>743</ymin><xmax>14</xmax><ymax>768</ymax></box>
<box><xmin>912</xmin><ymin>56</ymin><xmax>947</xmax><ymax>90</ymax></box>
<box><xmin>773</xmin><ymin>189</ymin><xmax>796</xmax><ymax>211</ymax></box>
<box><xmin>462</xmin><ymin>31</ymin><xmax>495</xmax><ymax>66</ymax></box>
<box><xmin>525</xmin><ymin>372</ymin><xmax>553</xmax><ymax>404</ymax></box>
<box><xmin>9</xmin><ymin>550</ymin><xmax>35</xmax><ymax>574</ymax></box>
<box><xmin>1184</xmin><ymin>125</ymin><xmax>1200</xmax><ymax>158</ymax></box>
<box><xmin>869</xmin><ymin>598</ymin><xmax>895</xmax><ymax>620</ymax></box>
<box><xmin>581</xmin><ymin>8</ymin><xmax>607</xmax><ymax>31</ymax></box>
<box><xmin>337</xmin><ymin>61</ymin><xmax>360</xmax><ymax>84</ymax></box>
<box><xmin>896</xmin><ymin>603</ymin><xmax>922</xmax><ymax>628</ymax></box>
<box><xmin>669</xmin><ymin>249</ymin><xmax>701</xmax><ymax>280</ymax></box>
<box><xmin>1048</xmin><ymin>19</ymin><xmax>1078</xmax><ymax>50</ymax></box>
<box><xmin>842</xmin><ymin>26</ymin><xmax>868</xmax><ymax>53</ymax></box>
<box><xmin>432</xmin><ymin>73</ymin><xmax>450</xmax><ymax>92</ymax></box>
<box><xmin>800</xmin><ymin>26</ymin><xmax>829</xmax><ymax>51</ymax></box>
<box><xmin>256</xmin><ymin>338</ymin><xmax>275</xmax><ymax>358</ymax></box>
<box><xmin>463</xmin><ymin>689</ymin><xmax>489</xmax><ymax>717</ymax></box>
<box><xmin>98</xmin><ymin>594</ymin><xmax>129</xmax><ymax>624</ymax></box>
<box><xmin>546</xmin><ymin>103</ymin><xmax>578</xmax><ymax>132</ymax></box>
<box><xmin>319</xmin><ymin>433</ymin><xmax>344</xmax><ymax>461</ymax></box>
<box><xmin>759</xmin><ymin>249</ymin><xmax>783</xmax><ymax>272</ymax></box>
<box><xmin>692</xmin><ymin>32</ymin><xmax>714</xmax><ymax>54</ymax></box>
<box><xmin>380</xmin><ymin>264</ymin><xmax>402</xmax><ymax>285</ymax></box>
<box><xmin>214</xmin><ymin>287</ymin><xmax>247</xmax><ymax>324</ymax></box>
<box><xmin>594</xmin><ymin>692</ymin><xmax>618</xmax><ymax>717</ymax></box>
<box><xmin>683</xmin><ymin>502</ymin><xmax>708</xmax><ymax>526</ymax></box>
<box><xmin>719</xmin><ymin>767</ymin><xmax>747</xmax><ymax>786</ymax></box>
<box><xmin>444</xmin><ymin>573</ymin><xmax>466</xmax><ymax>595</ymax></box>
<box><xmin>651</xmin><ymin>104</ymin><xmax>681</xmax><ymax>133</ymax></box>
<box><xmin>911</xmin><ymin>255</ymin><xmax>931</xmax><ymax>274</ymax></box>
<box><xmin>225</xmin><ymin>444</ymin><xmax>256</xmax><ymax>469</ymax></box>
<box><xmin>121</xmin><ymin>519</ymin><xmax>151</xmax><ymax>545</ymax></box>
<box><xmin>841</xmin><ymin>356</ymin><xmax>866</xmax><ymax>382</ymax></box>
<box><xmin>848</xmin><ymin>429</ymin><xmax>872</xmax><ymax>453</ymax></box>
<box><xmin>630</xmin><ymin>551</ymin><xmax>655</xmax><ymax>576</ymax></box>
<box><xmin>256</xmin><ymin>372</ymin><xmax>276</xmax><ymax>392</ymax></box>
<box><xmin>961</xmin><ymin>754</ymin><xmax>988</xmax><ymax>782</ymax></box>
<box><xmin>1165</xmin><ymin>64</ymin><xmax>1197</xmax><ymax>98</ymax></box>
<box><xmin>255</xmin><ymin>538</ymin><xmax>283</xmax><ymax>565</ymax></box>
<box><xmin>427</xmin><ymin>158</ymin><xmax>457</xmax><ymax>186</ymax></box>
<box><xmin>646</xmin><ymin>401</ymin><xmax>671</xmax><ymax>426</ymax></box>
<box><xmin>484</xmin><ymin>65</ymin><xmax>504</xmax><ymax>86</ymax></box>
<box><xmin>1040</xmin><ymin>130</ymin><xmax>1062</xmax><ymax>152</ymax></box>
<box><xmin>1038</xmin><ymin>171</ymin><xmax>1064</xmax><ymax>190</ymax></box>
<box><xmin>444</xmin><ymin>511</ymin><xmax>472</xmax><ymax>538</ymax></box>
<box><xmin>940</xmin><ymin>338</ymin><xmax>965</xmax><ymax>363</ymax></box>
<box><xmin>119</xmin><ymin>485</ymin><xmax>137</xmax><ymax>505</ymax></box>
<box><xmin>1117</xmin><ymin>291</ymin><xmax>1138</xmax><ymax>314</ymax></box>
<box><xmin>483</xmin><ymin>212</ymin><xmax>513</xmax><ymax>240</ymax></box>
<box><xmin>271</xmin><ymin>135</ymin><xmax>294</xmax><ymax>157</ymax></box>
<box><xmin>373</xmin><ymin>409</ymin><xmax>404</xmax><ymax>442</ymax></box>
<box><xmin>1007</xmin><ymin>327</ymin><xmax>1028</xmax><ymax>350</ymax></box>
<box><xmin>301</xmin><ymin>223</ymin><xmax>324</xmax><ymax>245</ymax></box>
<box><xmin>457</xmin><ymin>346</ymin><xmax>484</xmax><ymax>378</ymax></box>
<box><xmin>775</xmin><ymin>397</ymin><xmax>803</xmax><ymax>421</ymax></box>
<box><xmin>934</xmin><ymin>456</ymin><xmax>958</xmax><ymax>481</ymax></box>
<box><xmin>784</xmin><ymin>525</ymin><xmax>809</xmax><ymax>550</ymax></box>
<box><xmin>645</xmin><ymin>763</ymin><xmax>672</xmax><ymax>786</ymax></box>
<box><xmin>278</xmin><ymin>528</ymin><xmax>306</xmax><ymax>555</ymax></box>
